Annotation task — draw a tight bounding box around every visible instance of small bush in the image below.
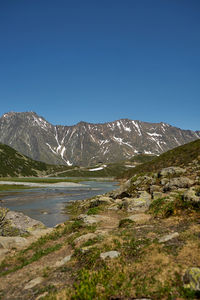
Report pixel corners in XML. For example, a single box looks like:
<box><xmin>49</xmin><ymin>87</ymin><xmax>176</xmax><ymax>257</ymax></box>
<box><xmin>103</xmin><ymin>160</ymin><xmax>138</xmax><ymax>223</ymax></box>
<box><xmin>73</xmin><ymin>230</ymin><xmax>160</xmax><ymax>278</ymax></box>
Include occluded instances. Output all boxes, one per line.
<box><xmin>87</xmin><ymin>207</ymin><xmax>101</xmax><ymax>215</ymax></box>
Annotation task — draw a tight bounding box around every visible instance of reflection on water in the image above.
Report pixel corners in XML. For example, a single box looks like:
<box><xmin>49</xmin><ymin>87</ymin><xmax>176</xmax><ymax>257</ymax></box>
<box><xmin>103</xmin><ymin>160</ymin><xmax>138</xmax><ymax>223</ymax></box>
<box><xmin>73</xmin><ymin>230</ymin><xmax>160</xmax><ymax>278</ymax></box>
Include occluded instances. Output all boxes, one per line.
<box><xmin>0</xmin><ymin>181</ymin><xmax>117</xmax><ymax>227</ymax></box>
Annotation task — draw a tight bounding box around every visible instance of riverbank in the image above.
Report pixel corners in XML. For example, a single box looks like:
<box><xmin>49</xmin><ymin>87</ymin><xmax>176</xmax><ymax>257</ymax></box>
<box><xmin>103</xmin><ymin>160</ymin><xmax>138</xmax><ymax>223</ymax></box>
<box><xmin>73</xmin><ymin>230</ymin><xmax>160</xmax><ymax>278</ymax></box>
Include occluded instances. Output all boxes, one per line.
<box><xmin>0</xmin><ymin>180</ymin><xmax>84</xmax><ymax>188</ymax></box>
<box><xmin>0</xmin><ymin>180</ymin><xmax>117</xmax><ymax>227</ymax></box>
<box><xmin>0</xmin><ymin>167</ymin><xmax>199</xmax><ymax>299</ymax></box>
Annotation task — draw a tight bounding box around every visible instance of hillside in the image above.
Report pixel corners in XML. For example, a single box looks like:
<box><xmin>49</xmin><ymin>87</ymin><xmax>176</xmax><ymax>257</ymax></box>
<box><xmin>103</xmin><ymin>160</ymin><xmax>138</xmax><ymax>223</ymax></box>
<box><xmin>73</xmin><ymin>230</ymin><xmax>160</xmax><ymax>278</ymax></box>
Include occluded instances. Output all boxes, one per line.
<box><xmin>53</xmin><ymin>155</ymin><xmax>155</xmax><ymax>178</ymax></box>
<box><xmin>0</xmin><ymin>111</ymin><xmax>199</xmax><ymax>166</ymax></box>
<box><xmin>122</xmin><ymin>139</ymin><xmax>200</xmax><ymax>179</ymax></box>
<box><xmin>0</xmin><ymin>134</ymin><xmax>199</xmax><ymax>299</ymax></box>
<box><xmin>0</xmin><ymin>142</ymin><xmax>157</xmax><ymax>179</ymax></box>
<box><xmin>0</xmin><ymin>143</ymin><xmax>48</xmax><ymax>177</ymax></box>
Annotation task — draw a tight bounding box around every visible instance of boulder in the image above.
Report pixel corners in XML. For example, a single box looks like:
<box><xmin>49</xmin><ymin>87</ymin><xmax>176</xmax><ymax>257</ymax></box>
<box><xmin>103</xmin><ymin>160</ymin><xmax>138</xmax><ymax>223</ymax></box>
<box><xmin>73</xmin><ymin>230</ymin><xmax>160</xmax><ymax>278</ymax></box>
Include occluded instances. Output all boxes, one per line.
<box><xmin>107</xmin><ymin>205</ymin><xmax>119</xmax><ymax>211</ymax></box>
<box><xmin>100</xmin><ymin>251</ymin><xmax>120</xmax><ymax>260</ymax></box>
<box><xmin>110</xmin><ymin>179</ymin><xmax>132</xmax><ymax>199</ymax></box>
<box><xmin>89</xmin><ymin>196</ymin><xmax>112</xmax><ymax>208</ymax></box>
<box><xmin>35</xmin><ymin>292</ymin><xmax>49</xmax><ymax>300</ymax></box>
<box><xmin>164</xmin><ymin>177</ymin><xmax>194</xmax><ymax>191</ymax></box>
<box><xmin>150</xmin><ymin>185</ymin><xmax>161</xmax><ymax>194</ymax></box>
<box><xmin>0</xmin><ymin>236</ymin><xmax>29</xmax><ymax>250</ymax></box>
<box><xmin>152</xmin><ymin>191</ymin><xmax>165</xmax><ymax>200</ymax></box>
<box><xmin>160</xmin><ymin>178</ymin><xmax>169</xmax><ymax>186</ymax></box>
<box><xmin>78</xmin><ymin>214</ymin><xmax>110</xmax><ymax>225</ymax></box>
<box><xmin>126</xmin><ymin>213</ymin><xmax>151</xmax><ymax>224</ymax></box>
<box><xmin>183</xmin><ymin>188</ymin><xmax>200</xmax><ymax>203</ymax></box>
<box><xmin>5</xmin><ymin>210</ymin><xmax>46</xmax><ymax>233</ymax></box>
<box><xmin>159</xmin><ymin>167</ymin><xmax>186</xmax><ymax>177</ymax></box>
<box><xmin>183</xmin><ymin>267</ymin><xmax>200</xmax><ymax>291</ymax></box>
<box><xmin>122</xmin><ymin>191</ymin><xmax>151</xmax><ymax>212</ymax></box>
<box><xmin>133</xmin><ymin>175</ymin><xmax>154</xmax><ymax>187</ymax></box>
<box><xmin>24</xmin><ymin>277</ymin><xmax>44</xmax><ymax>290</ymax></box>
<box><xmin>55</xmin><ymin>255</ymin><xmax>72</xmax><ymax>267</ymax></box>
<box><xmin>158</xmin><ymin>232</ymin><xmax>179</xmax><ymax>243</ymax></box>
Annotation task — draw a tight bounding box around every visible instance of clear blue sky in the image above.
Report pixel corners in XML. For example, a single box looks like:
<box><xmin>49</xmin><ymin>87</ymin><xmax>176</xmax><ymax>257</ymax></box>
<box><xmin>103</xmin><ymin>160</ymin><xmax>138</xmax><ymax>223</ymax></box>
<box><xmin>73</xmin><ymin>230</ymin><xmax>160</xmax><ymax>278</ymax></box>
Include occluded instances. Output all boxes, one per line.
<box><xmin>0</xmin><ymin>0</ymin><xmax>200</xmax><ymax>130</ymax></box>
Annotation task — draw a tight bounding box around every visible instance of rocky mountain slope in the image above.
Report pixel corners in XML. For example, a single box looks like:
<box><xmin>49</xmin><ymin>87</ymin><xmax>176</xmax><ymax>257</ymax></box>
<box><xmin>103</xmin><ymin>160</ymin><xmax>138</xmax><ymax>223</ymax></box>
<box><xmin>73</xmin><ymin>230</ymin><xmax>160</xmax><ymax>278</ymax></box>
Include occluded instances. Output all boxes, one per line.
<box><xmin>0</xmin><ymin>139</ymin><xmax>199</xmax><ymax>299</ymax></box>
<box><xmin>0</xmin><ymin>111</ymin><xmax>199</xmax><ymax>166</ymax></box>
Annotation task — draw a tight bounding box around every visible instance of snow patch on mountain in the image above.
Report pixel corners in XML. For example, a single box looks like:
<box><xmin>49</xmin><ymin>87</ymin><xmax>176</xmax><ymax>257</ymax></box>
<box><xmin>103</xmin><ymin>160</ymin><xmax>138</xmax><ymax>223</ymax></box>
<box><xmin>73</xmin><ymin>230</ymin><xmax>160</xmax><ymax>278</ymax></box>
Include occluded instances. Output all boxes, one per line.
<box><xmin>132</xmin><ymin>121</ymin><xmax>142</xmax><ymax>136</ymax></box>
<box><xmin>147</xmin><ymin>132</ymin><xmax>162</xmax><ymax>137</ymax></box>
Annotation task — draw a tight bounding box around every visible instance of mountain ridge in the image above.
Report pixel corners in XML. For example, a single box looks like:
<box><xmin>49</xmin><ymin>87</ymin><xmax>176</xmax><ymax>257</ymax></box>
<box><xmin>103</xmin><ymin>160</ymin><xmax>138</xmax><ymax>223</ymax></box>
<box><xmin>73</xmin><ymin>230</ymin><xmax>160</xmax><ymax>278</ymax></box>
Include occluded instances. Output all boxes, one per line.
<box><xmin>0</xmin><ymin>111</ymin><xmax>199</xmax><ymax>166</ymax></box>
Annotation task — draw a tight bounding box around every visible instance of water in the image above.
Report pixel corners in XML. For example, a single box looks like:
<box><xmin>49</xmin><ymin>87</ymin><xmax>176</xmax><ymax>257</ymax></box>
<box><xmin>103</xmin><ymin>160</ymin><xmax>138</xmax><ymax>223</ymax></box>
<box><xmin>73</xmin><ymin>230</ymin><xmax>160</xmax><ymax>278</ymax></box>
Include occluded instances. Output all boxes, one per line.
<box><xmin>0</xmin><ymin>181</ymin><xmax>117</xmax><ymax>227</ymax></box>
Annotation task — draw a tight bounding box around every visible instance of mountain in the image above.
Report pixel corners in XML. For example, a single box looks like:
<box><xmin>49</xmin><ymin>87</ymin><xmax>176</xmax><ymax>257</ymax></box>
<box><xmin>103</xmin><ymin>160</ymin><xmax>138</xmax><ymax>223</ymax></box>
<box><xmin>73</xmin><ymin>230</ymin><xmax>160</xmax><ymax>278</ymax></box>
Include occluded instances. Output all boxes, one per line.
<box><xmin>1</xmin><ymin>135</ymin><xmax>200</xmax><ymax>299</ymax></box>
<box><xmin>0</xmin><ymin>143</ymin><xmax>48</xmax><ymax>177</ymax></box>
<box><xmin>0</xmin><ymin>111</ymin><xmax>199</xmax><ymax>166</ymax></box>
<box><xmin>121</xmin><ymin>138</ymin><xmax>200</xmax><ymax>179</ymax></box>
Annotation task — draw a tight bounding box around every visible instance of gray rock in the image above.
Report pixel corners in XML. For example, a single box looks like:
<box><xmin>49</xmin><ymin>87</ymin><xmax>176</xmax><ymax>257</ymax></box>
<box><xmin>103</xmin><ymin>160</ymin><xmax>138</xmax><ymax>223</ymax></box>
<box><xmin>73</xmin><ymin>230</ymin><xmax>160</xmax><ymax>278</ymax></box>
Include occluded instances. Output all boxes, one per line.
<box><xmin>55</xmin><ymin>255</ymin><xmax>72</xmax><ymax>267</ymax></box>
<box><xmin>35</xmin><ymin>292</ymin><xmax>49</xmax><ymax>300</ymax></box>
<box><xmin>164</xmin><ymin>177</ymin><xmax>194</xmax><ymax>190</ymax></box>
<box><xmin>152</xmin><ymin>191</ymin><xmax>165</xmax><ymax>200</ymax></box>
<box><xmin>24</xmin><ymin>277</ymin><xmax>44</xmax><ymax>290</ymax></box>
<box><xmin>183</xmin><ymin>187</ymin><xmax>200</xmax><ymax>203</ymax></box>
<box><xmin>138</xmin><ymin>191</ymin><xmax>152</xmax><ymax>201</ymax></box>
<box><xmin>0</xmin><ymin>236</ymin><xmax>29</xmax><ymax>249</ymax></box>
<box><xmin>89</xmin><ymin>196</ymin><xmax>112</xmax><ymax>208</ymax></box>
<box><xmin>161</xmin><ymin>178</ymin><xmax>169</xmax><ymax>186</ymax></box>
<box><xmin>159</xmin><ymin>232</ymin><xmax>179</xmax><ymax>243</ymax></box>
<box><xmin>183</xmin><ymin>267</ymin><xmax>200</xmax><ymax>291</ymax></box>
<box><xmin>78</xmin><ymin>214</ymin><xmax>110</xmax><ymax>225</ymax></box>
<box><xmin>30</xmin><ymin>228</ymin><xmax>53</xmax><ymax>238</ymax></box>
<box><xmin>124</xmin><ymin>191</ymin><xmax>151</xmax><ymax>212</ymax></box>
<box><xmin>127</xmin><ymin>214</ymin><xmax>151</xmax><ymax>224</ymax></box>
<box><xmin>5</xmin><ymin>210</ymin><xmax>46</xmax><ymax>232</ymax></box>
<box><xmin>100</xmin><ymin>251</ymin><xmax>120</xmax><ymax>260</ymax></box>
<box><xmin>107</xmin><ymin>205</ymin><xmax>119</xmax><ymax>211</ymax></box>
<box><xmin>150</xmin><ymin>185</ymin><xmax>161</xmax><ymax>193</ymax></box>
<box><xmin>134</xmin><ymin>175</ymin><xmax>153</xmax><ymax>187</ymax></box>
<box><xmin>110</xmin><ymin>179</ymin><xmax>132</xmax><ymax>199</ymax></box>
<box><xmin>160</xmin><ymin>167</ymin><xmax>186</xmax><ymax>177</ymax></box>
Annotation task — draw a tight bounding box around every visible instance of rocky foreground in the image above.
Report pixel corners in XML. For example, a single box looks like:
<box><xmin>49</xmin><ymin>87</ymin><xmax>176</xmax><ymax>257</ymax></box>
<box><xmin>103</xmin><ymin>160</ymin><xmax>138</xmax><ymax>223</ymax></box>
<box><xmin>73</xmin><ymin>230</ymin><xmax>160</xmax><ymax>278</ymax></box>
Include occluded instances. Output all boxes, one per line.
<box><xmin>0</xmin><ymin>160</ymin><xmax>200</xmax><ymax>299</ymax></box>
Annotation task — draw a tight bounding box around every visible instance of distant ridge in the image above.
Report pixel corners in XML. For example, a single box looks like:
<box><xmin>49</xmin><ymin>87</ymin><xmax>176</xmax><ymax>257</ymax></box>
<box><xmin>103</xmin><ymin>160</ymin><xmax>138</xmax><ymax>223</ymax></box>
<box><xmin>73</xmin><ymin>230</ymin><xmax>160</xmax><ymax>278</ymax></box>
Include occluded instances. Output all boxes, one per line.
<box><xmin>0</xmin><ymin>111</ymin><xmax>199</xmax><ymax>166</ymax></box>
<box><xmin>122</xmin><ymin>138</ymin><xmax>200</xmax><ymax>179</ymax></box>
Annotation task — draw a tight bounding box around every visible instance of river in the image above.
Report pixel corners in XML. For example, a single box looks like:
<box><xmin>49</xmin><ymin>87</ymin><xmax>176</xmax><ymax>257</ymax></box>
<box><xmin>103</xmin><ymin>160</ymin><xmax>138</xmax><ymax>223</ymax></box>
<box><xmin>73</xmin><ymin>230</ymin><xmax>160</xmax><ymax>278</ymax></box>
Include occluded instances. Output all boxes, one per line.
<box><xmin>0</xmin><ymin>180</ymin><xmax>117</xmax><ymax>227</ymax></box>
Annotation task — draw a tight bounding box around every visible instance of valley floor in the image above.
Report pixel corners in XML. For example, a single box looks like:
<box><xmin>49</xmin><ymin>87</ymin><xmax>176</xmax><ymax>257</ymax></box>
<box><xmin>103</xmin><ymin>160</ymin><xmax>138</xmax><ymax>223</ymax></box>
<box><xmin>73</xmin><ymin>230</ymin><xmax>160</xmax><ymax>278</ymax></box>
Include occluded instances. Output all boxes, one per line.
<box><xmin>0</xmin><ymin>192</ymin><xmax>199</xmax><ymax>299</ymax></box>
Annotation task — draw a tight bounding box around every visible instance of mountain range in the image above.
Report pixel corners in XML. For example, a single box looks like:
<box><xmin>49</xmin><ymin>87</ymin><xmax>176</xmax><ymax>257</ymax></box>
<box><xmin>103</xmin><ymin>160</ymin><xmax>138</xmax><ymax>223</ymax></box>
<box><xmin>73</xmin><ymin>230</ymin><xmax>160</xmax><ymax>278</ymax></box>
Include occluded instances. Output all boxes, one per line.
<box><xmin>0</xmin><ymin>111</ymin><xmax>199</xmax><ymax>166</ymax></box>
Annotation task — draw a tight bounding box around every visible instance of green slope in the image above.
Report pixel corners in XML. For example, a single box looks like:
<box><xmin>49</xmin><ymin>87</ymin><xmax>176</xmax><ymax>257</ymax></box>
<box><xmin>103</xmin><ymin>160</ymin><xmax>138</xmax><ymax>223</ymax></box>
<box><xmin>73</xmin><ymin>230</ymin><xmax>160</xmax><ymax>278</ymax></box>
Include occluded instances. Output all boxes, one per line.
<box><xmin>122</xmin><ymin>139</ymin><xmax>200</xmax><ymax>179</ymax></box>
<box><xmin>0</xmin><ymin>143</ymin><xmax>48</xmax><ymax>177</ymax></box>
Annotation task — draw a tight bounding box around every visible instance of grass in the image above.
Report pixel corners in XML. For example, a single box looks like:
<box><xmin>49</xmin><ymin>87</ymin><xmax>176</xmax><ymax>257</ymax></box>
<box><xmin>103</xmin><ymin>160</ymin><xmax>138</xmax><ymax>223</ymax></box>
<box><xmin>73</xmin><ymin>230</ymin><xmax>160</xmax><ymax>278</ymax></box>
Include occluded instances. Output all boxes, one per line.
<box><xmin>0</xmin><ymin>224</ymin><xmax>72</xmax><ymax>276</ymax></box>
<box><xmin>87</xmin><ymin>207</ymin><xmax>102</xmax><ymax>215</ymax></box>
<box><xmin>1</xmin><ymin>202</ymin><xmax>199</xmax><ymax>299</ymax></box>
<box><xmin>130</xmin><ymin>154</ymin><xmax>156</xmax><ymax>164</ymax></box>
<box><xmin>53</xmin><ymin>162</ymin><xmax>133</xmax><ymax>178</ymax></box>
<box><xmin>0</xmin><ymin>143</ymin><xmax>48</xmax><ymax>177</ymax></box>
<box><xmin>0</xmin><ymin>243</ymin><xmax>62</xmax><ymax>276</ymax></box>
<box><xmin>0</xmin><ymin>177</ymin><xmax>85</xmax><ymax>184</ymax></box>
<box><xmin>0</xmin><ymin>184</ymin><xmax>34</xmax><ymax>191</ymax></box>
<box><xmin>122</xmin><ymin>139</ymin><xmax>200</xmax><ymax>179</ymax></box>
<box><xmin>149</xmin><ymin>195</ymin><xmax>200</xmax><ymax>218</ymax></box>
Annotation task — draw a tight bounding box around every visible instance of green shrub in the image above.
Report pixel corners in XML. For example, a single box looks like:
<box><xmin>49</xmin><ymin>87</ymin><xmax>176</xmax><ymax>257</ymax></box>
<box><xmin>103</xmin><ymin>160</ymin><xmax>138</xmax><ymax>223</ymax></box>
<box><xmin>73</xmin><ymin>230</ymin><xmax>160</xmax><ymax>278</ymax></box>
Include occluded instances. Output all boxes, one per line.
<box><xmin>87</xmin><ymin>207</ymin><xmax>101</xmax><ymax>215</ymax></box>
